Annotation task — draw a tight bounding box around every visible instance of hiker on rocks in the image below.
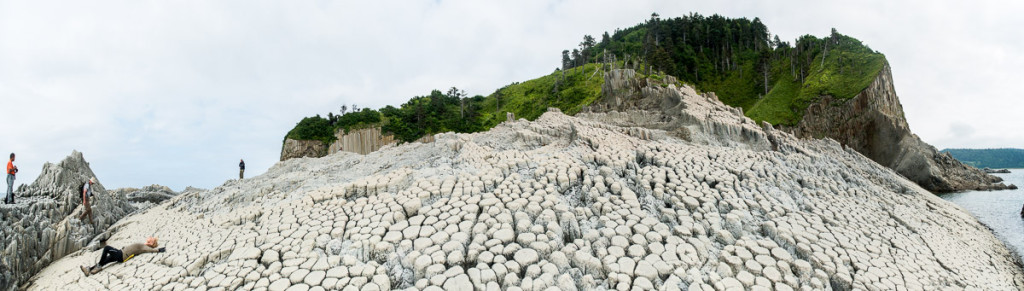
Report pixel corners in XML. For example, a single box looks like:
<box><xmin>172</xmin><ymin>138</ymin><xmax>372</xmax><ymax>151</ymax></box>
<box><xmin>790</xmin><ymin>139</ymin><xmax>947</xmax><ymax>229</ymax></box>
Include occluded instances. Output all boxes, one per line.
<box><xmin>239</xmin><ymin>159</ymin><xmax>245</xmax><ymax>180</ymax></box>
<box><xmin>5</xmin><ymin>153</ymin><xmax>16</xmax><ymax>204</ymax></box>
<box><xmin>79</xmin><ymin>177</ymin><xmax>96</xmax><ymax>224</ymax></box>
<box><xmin>81</xmin><ymin>237</ymin><xmax>165</xmax><ymax>276</ymax></box>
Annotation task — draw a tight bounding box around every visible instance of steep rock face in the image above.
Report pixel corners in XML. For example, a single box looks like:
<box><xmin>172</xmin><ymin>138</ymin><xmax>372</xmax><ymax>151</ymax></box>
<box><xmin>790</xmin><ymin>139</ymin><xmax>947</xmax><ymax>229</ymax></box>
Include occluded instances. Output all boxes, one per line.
<box><xmin>280</xmin><ymin>138</ymin><xmax>327</xmax><ymax>161</ymax></box>
<box><xmin>328</xmin><ymin>127</ymin><xmax>398</xmax><ymax>155</ymax></box>
<box><xmin>787</xmin><ymin>63</ymin><xmax>1009</xmax><ymax>192</ymax></box>
<box><xmin>585</xmin><ymin>69</ymin><xmax>770</xmax><ymax>150</ymax></box>
<box><xmin>285</xmin><ymin>128</ymin><xmax>434</xmax><ymax>160</ymax></box>
<box><xmin>29</xmin><ymin>81</ymin><xmax>1024</xmax><ymax>290</ymax></box>
<box><xmin>0</xmin><ymin>151</ymin><xmax>135</xmax><ymax>290</ymax></box>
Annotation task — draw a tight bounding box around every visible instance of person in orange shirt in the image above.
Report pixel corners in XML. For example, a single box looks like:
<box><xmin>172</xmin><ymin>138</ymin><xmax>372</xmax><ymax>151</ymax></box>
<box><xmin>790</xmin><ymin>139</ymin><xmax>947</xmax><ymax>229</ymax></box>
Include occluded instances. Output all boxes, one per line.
<box><xmin>5</xmin><ymin>153</ymin><xmax>16</xmax><ymax>204</ymax></box>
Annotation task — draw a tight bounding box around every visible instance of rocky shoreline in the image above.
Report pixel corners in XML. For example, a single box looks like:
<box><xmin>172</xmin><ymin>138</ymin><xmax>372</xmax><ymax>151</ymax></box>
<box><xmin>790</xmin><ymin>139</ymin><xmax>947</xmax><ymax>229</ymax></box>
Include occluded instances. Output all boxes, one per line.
<box><xmin>25</xmin><ymin>79</ymin><xmax>1024</xmax><ymax>290</ymax></box>
<box><xmin>984</xmin><ymin>168</ymin><xmax>1012</xmax><ymax>174</ymax></box>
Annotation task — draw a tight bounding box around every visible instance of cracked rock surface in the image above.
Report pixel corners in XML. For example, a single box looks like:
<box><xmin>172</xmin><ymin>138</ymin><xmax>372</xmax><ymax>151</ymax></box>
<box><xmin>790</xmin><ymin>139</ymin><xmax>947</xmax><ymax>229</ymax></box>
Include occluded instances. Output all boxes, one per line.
<box><xmin>27</xmin><ymin>84</ymin><xmax>1024</xmax><ymax>290</ymax></box>
<box><xmin>0</xmin><ymin>151</ymin><xmax>137</xmax><ymax>290</ymax></box>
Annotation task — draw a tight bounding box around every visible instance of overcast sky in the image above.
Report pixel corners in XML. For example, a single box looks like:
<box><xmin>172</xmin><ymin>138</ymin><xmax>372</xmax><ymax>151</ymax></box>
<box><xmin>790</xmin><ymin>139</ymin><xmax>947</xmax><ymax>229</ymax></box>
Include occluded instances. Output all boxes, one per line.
<box><xmin>1</xmin><ymin>0</ymin><xmax>1021</xmax><ymax>191</ymax></box>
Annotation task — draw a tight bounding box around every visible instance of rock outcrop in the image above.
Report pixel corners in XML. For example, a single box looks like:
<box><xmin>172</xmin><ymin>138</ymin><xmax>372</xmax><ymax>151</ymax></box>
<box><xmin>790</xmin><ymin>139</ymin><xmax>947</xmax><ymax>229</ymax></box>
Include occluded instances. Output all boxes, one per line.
<box><xmin>984</xmin><ymin>168</ymin><xmax>1012</xmax><ymax>174</ymax></box>
<box><xmin>583</xmin><ymin>69</ymin><xmax>770</xmax><ymax>151</ymax></box>
<box><xmin>280</xmin><ymin>139</ymin><xmax>327</xmax><ymax>161</ymax></box>
<box><xmin>0</xmin><ymin>151</ymin><xmax>136</xmax><ymax>290</ymax></box>
<box><xmin>29</xmin><ymin>81</ymin><xmax>1024</xmax><ymax>290</ymax></box>
<box><xmin>328</xmin><ymin>127</ymin><xmax>399</xmax><ymax>155</ymax></box>
<box><xmin>787</xmin><ymin>63</ymin><xmax>1010</xmax><ymax>192</ymax></box>
<box><xmin>285</xmin><ymin>127</ymin><xmax>436</xmax><ymax>161</ymax></box>
<box><xmin>110</xmin><ymin>184</ymin><xmax>179</xmax><ymax>210</ymax></box>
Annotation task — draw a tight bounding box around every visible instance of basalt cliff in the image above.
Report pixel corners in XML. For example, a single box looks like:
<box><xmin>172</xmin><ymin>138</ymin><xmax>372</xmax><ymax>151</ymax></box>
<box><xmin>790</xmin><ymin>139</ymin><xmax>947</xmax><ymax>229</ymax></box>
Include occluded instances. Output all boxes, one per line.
<box><xmin>282</xmin><ymin>63</ymin><xmax>1007</xmax><ymax>194</ymax></box>
<box><xmin>786</xmin><ymin>63</ymin><xmax>1009</xmax><ymax>192</ymax></box>
<box><xmin>29</xmin><ymin>74</ymin><xmax>1024</xmax><ymax>290</ymax></box>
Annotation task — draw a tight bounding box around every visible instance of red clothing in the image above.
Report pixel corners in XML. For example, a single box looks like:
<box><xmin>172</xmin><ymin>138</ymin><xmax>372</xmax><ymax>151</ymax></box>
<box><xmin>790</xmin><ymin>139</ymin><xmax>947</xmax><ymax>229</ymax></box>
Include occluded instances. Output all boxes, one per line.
<box><xmin>6</xmin><ymin>160</ymin><xmax>13</xmax><ymax>175</ymax></box>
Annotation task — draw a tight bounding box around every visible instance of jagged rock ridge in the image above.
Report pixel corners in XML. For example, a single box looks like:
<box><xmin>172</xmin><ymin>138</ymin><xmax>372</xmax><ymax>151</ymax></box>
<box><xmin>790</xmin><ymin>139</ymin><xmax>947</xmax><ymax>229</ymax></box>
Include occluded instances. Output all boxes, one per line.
<box><xmin>0</xmin><ymin>151</ymin><xmax>135</xmax><ymax>290</ymax></box>
<box><xmin>28</xmin><ymin>80</ymin><xmax>1024</xmax><ymax>290</ymax></box>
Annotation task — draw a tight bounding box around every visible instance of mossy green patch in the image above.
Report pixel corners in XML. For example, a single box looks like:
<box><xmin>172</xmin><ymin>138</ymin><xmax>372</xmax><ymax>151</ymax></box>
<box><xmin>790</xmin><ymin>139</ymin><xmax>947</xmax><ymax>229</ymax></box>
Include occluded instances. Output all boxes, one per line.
<box><xmin>479</xmin><ymin>63</ymin><xmax>605</xmax><ymax>126</ymax></box>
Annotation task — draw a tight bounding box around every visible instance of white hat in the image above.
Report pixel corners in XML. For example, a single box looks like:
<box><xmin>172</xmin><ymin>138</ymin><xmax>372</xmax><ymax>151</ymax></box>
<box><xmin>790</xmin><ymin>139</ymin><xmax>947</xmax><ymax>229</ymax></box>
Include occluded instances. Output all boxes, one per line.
<box><xmin>89</xmin><ymin>177</ymin><xmax>96</xmax><ymax>184</ymax></box>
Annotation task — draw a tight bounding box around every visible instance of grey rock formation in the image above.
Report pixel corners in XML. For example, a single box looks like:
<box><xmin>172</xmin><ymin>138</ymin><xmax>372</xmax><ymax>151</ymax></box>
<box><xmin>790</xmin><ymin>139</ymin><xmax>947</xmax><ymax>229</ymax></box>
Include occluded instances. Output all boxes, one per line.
<box><xmin>280</xmin><ymin>138</ymin><xmax>327</xmax><ymax>161</ymax></box>
<box><xmin>0</xmin><ymin>151</ymin><xmax>136</xmax><ymax>290</ymax></box>
<box><xmin>787</xmin><ymin>63</ymin><xmax>1010</xmax><ymax>192</ymax></box>
<box><xmin>984</xmin><ymin>168</ymin><xmax>1011</xmax><ymax>174</ymax></box>
<box><xmin>286</xmin><ymin>127</ymin><xmax>437</xmax><ymax>161</ymax></box>
<box><xmin>328</xmin><ymin>127</ymin><xmax>398</xmax><ymax>155</ymax></box>
<box><xmin>29</xmin><ymin>81</ymin><xmax>1024</xmax><ymax>290</ymax></box>
<box><xmin>110</xmin><ymin>184</ymin><xmax>179</xmax><ymax>210</ymax></box>
<box><xmin>584</xmin><ymin>69</ymin><xmax>770</xmax><ymax>150</ymax></box>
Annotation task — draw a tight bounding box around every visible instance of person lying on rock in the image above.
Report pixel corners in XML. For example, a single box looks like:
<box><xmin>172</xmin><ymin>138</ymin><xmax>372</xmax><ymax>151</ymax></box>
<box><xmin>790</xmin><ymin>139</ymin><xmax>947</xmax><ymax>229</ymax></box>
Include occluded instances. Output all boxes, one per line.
<box><xmin>81</xmin><ymin>237</ymin><xmax>166</xmax><ymax>276</ymax></box>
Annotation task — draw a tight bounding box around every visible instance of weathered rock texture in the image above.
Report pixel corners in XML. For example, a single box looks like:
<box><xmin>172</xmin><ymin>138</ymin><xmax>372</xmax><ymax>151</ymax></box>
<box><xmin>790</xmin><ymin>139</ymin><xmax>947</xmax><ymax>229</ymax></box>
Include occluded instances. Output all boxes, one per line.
<box><xmin>29</xmin><ymin>82</ymin><xmax>1024</xmax><ymax>290</ymax></box>
<box><xmin>111</xmin><ymin>184</ymin><xmax>179</xmax><ymax>210</ymax></box>
<box><xmin>786</xmin><ymin>63</ymin><xmax>1010</xmax><ymax>192</ymax></box>
<box><xmin>328</xmin><ymin>127</ymin><xmax>398</xmax><ymax>155</ymax></box>
<box><xmin>584</xmin><ymin>69</ymin><xmax>769</xmax><ymax>150</ymax></box>
<box><xmin>286</xmin><ymin>127</ymin><xmax>436</xmax><ymax>160</ymax></box>
<box><xmin>0</xmin><ymin>151</ymin><xmax>136</xmax><ymax>290</ymax></box>
<box><xmin>280</xmin><ymin>139</ymin><xmax>328</xmax><ymax>161</ymax></box>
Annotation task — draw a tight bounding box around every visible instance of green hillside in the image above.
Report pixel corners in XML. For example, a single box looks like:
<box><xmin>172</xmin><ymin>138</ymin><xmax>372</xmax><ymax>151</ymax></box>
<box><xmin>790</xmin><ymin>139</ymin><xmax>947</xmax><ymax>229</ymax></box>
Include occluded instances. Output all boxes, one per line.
<box><xmin>286</xmin><ymin>13</ymin><xmax>886</xmax><ymax>145</ymax></box>
<box><xmin>578</xmin><ymin>13</ymin><xmax>885</xmax><ymax>125</ymax></box>
<box><xmin>941</xmin><ymin>148</ymin><xmax>1024</xmax><ymax>169</ymax></box>
<box><xmin>285</xmin><ymin>63</ymin><xmax>606</xmax><ymax>144</ymax></box>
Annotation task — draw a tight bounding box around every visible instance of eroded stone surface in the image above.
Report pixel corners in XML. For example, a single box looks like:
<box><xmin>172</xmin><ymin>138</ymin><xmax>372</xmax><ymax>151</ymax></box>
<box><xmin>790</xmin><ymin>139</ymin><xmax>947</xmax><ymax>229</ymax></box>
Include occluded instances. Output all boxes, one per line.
<box><xmin>26</xmin><ymin>82</ymin><xmax>1024</xmax><ymax>290</ymax></box>
<box><xmin>0</xmin><ymin>151</ymin><xmax>156</xmax><ymax>290</ymax></box>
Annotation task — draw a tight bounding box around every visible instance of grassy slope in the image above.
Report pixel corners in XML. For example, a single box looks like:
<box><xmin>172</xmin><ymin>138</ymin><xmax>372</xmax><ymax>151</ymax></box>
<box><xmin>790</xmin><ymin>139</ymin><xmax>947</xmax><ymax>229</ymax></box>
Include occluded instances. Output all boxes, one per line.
<box><xmin>746</xmin><ymin>49</ymin><xmax>886</xmax><ymax>125</ymax></box>
<box><xmin>478</xmin><ymin>63</ymin><xmax>606</xmax><ymax>127</ymax></box>
<box><xmin>714</xmin><ymin>36</ymin><xmax>886</xmax><ymax>125</ymax></box>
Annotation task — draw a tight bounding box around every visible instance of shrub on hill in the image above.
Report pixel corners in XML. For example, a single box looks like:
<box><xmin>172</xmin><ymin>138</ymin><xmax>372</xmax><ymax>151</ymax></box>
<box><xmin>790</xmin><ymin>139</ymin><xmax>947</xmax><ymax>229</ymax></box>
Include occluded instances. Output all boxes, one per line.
<box><xmin>284</xmin><ymin>115</ymin><xmax>335</xmax><ymax>145</ymax></box>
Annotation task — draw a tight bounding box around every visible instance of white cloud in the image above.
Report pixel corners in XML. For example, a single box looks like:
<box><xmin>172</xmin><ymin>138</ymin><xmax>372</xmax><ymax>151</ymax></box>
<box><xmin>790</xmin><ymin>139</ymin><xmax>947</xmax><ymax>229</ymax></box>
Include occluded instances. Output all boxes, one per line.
<box><xmin>0</xmin><ymin>0</ymin><xmax>1020</xmax><ymax>190</ymax></box>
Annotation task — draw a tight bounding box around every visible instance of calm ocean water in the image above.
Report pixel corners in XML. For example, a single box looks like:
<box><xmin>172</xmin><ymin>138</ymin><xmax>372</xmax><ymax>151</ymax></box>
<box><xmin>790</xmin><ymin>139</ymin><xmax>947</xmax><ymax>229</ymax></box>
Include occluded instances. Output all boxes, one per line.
<box><xmin>940</xmin><ymin>170</ymin><xmax>1024</xmax><ymax>261</ymax></box>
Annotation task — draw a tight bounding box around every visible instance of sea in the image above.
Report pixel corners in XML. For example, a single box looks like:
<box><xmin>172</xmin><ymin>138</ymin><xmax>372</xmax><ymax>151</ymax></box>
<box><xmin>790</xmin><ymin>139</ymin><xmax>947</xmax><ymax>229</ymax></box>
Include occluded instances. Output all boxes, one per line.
<box><xmin>940</xmin><ymin>170</ymin><xmax>1024</xmax><ymax>262</ymax></box>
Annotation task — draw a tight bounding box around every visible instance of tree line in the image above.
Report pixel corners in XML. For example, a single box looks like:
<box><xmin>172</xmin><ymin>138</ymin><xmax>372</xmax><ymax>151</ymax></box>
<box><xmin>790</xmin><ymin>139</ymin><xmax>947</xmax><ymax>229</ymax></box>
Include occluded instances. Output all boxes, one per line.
<box><xmin>288</xmin><ymin>12</ymin><xmax>887</xmax><ymax>145</ymax></box>
<box><xmin>562</xmin><ymin>12</ymin><xmax>885</xmax><ymax>125</ymax></box>
<box><xmin>286</xmin><ymin>87</ymin><xmax>490</xmax><ymax>144</ymax></box>
<box><xmin>942</xmin><ymin>148</ymin><xmax>1024</xmax><ymax>169</ymax></box>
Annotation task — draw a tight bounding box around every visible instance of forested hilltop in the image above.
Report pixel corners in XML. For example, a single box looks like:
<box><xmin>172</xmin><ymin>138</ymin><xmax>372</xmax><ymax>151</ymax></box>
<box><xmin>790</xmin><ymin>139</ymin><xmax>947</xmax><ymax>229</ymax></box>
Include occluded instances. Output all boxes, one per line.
<box><xmin>942</xmin><ymin>148</ymin><xmax>1024</xmax><ymax>169</ymax></box>
<box><xmin>286</xmin><ymin>12</ymin><xmax>885</xmax><ymax>145</ymax></box>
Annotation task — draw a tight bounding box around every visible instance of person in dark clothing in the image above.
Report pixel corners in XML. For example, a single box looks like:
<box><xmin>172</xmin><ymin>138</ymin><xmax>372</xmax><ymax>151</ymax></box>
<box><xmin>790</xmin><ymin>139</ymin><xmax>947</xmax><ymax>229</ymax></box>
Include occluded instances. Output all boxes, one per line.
<box><xmin>79</xmin><ymin>177</ymin><xmax>96</xmax><ymax>224</ymax></box>
<box><xmin>239</xmin><ymin>159</ymin><xmax>245</xmax><ymax>180</ymax></box>
<box><xmin>81</xmin><ymin>237</ymin><xmax>165</xmax><ymax>276</ymax></box>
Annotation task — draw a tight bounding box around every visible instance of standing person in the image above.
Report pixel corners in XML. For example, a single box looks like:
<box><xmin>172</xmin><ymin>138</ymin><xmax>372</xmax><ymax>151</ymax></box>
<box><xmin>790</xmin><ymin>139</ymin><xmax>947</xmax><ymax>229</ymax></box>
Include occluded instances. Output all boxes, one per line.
<box><xmin>6</xmin><ymin>153</ymin><xmax>16</xmax><ymax>204</ymax></box>
<box><xmin>79</xmin><ymin>177</ymin><xmax>96</xmax><ymax>224</ymax></box>
<box><xmin>80</xmin><ymin>237</ymin><xmax>165</xmax><ymax>276</ymax></box>
<box><xmin>239</xmin><ymin>159</ymin><xmax>245</xmax><ymax>180</ymax></box>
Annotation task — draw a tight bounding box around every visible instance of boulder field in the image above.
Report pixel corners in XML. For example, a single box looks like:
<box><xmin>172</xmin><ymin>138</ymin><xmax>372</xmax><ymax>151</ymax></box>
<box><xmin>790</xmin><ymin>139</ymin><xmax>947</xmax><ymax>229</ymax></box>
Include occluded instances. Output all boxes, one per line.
<box><xmin>27</xmin><ymin>83</ymin><xmax>1024</xmax><ymax>290</ymax></box>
